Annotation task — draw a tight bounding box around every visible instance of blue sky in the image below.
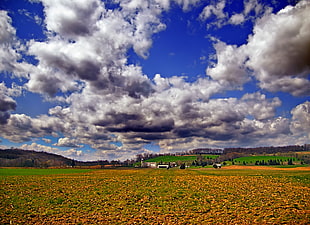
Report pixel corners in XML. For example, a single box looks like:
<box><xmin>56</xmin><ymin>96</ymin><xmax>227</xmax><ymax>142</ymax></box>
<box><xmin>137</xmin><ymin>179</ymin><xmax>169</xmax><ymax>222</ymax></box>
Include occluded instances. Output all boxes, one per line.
<box><xmin>0</xmin><ymin>0</ymin><xmax>309</xmax><ymax>161</ymax></box>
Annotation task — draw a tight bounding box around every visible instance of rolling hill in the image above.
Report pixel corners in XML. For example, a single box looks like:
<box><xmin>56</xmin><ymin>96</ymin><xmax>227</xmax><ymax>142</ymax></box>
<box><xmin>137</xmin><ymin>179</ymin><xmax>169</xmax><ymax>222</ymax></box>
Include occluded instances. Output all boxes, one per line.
<box><xmin>0</xmin><ymin>148</ymin><xmax>74</xmax><ymax>167</ymax></box>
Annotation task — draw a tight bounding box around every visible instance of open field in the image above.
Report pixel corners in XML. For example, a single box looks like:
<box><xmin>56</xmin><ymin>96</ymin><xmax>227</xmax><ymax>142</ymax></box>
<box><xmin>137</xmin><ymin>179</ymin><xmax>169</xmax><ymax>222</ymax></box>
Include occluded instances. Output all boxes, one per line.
<box><xmin>1</xmin><ymin>167</ymin><xmax>310</xmax><ymax>224</ymax></box>
<box><xmin>0</xmin><ymin>168</ymin><xmax>92</xmax><ymax>176</ymax></box>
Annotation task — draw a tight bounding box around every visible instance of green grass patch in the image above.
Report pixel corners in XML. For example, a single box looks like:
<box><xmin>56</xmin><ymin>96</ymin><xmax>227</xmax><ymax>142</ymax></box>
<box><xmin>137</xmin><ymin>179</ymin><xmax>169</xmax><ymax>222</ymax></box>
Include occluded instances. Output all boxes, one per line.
<box><xmin>144</xmin><ymin>155</ymin><xmax>218</xmax><ymax>163</ymax></box>
<box><xmin>0</xmin><ymin>168</ymin><xmax>92</xmax><ymax>176</ymax></box>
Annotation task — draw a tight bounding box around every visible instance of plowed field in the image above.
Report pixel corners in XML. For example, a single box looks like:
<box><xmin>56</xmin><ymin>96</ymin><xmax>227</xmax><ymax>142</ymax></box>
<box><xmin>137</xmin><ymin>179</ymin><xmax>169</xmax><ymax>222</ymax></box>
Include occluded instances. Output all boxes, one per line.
<box><xmin>1</xmin><ymin>167</ymin><xmax>309</xmax><ymax>224</ymax></box>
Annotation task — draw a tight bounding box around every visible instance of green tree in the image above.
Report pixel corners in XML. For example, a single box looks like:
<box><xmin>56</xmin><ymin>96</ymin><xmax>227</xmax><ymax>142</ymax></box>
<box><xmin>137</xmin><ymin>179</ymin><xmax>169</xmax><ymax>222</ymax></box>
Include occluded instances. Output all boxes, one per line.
<box><xmin>288</xmin><ymin>158</ymin><xmax>294</xmax><ymax>165</ymax></box>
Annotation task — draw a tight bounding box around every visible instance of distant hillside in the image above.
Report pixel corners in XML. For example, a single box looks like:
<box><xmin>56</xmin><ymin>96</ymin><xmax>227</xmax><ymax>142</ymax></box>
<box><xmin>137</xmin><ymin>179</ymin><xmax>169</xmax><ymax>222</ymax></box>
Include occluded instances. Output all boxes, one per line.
<box><xmin>188</xmin><ymin>145</ymin><xmax>309</xmax><ymax>155</ymax></box>
<box><xmin>223</xmin><ymin>145</ymin><xmax>309</xmax><ymax>154</ymax></box>
<box><xmin>0</xmin><ymin>148</ymin><xmax>127</xmax><ymax>168</ymax></box>
<box><xmin>0</xmin><ymin>148</ymin><xmax>74</xmax><ymax>167</ymax></box>
<box><xmin>144</xmin><ymin>155</ymin><xmax>218</xmax><ymax>163</ymax></box>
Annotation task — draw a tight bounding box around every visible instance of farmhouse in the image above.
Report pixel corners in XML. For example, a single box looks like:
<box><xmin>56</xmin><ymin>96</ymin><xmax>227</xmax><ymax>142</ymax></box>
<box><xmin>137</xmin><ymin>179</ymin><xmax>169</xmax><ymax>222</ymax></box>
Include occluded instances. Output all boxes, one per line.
<box><xmin>213</xmin><ymin>163</ymin><xmax>222</xmax><ymax>168</ymax></box>
<box><xmin>141</xmin><ymin>161</ymin><xmax>178</xmax><ymax>168</ymax></box>
<box><xmin>157</xmin><ymin>164</ymin><xmax>169</xmax><ymax>169</ymax></box>
<box><xmin>142</xmin><ymin>162</ymin><xmax>157</xmax><ymax>168</ymax></box>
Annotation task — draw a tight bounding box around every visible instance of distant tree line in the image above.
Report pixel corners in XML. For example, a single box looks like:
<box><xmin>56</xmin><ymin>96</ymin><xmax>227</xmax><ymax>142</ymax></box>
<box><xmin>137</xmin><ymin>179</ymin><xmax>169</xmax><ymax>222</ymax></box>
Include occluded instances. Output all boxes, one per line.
<box><xmin>223</xmin><ymin>145</ymin><xmax>308</xmax><ymax>155</ymax></box>
<box><xmin>191</xmin><ymin>155</ymin><xmax>217</xmax><ymax>167</ymax></box>
<box><xmin>251</xmin><ymin>158</ymin><xmax>295</xmax><ymax>166</ymax></box>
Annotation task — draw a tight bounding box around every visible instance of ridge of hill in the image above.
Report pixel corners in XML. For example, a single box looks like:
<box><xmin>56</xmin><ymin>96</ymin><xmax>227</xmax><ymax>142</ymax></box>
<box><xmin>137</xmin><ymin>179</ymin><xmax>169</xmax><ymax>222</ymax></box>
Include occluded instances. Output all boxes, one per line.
<box><xmin>144</xmin><ymin>155</ymin><xmax>219</xmax><ymax>163</ymax></box>
<box><xmin>0</xmin><ymin>148</ymin><xmax>74</xmax><ymax>167</ymax></box>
